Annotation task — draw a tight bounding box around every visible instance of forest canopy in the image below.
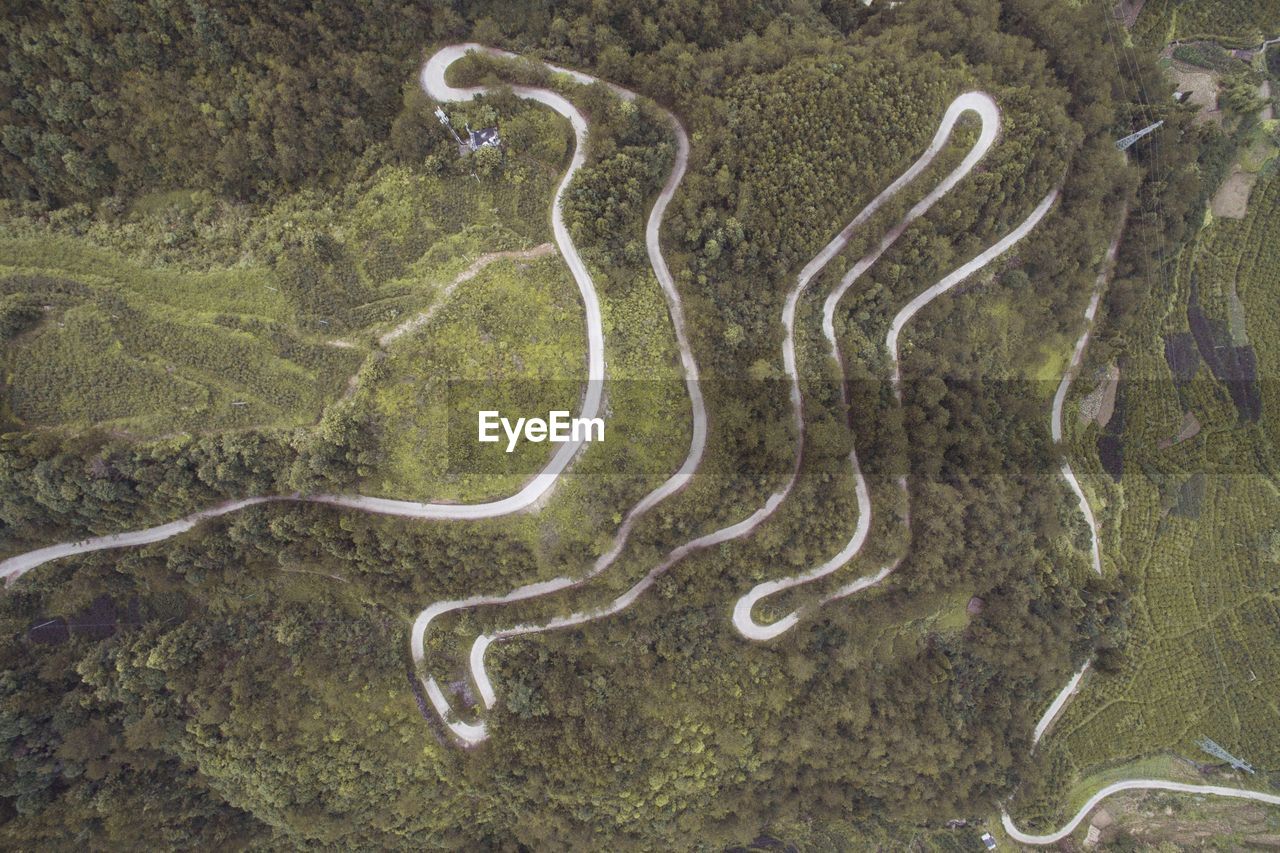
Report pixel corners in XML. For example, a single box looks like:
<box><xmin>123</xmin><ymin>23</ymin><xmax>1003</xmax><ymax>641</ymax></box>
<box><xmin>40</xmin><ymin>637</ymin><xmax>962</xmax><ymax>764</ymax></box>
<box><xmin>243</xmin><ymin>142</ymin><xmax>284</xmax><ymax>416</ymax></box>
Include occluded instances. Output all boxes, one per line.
<box><xmin>0</xmin><ymin>0</ymin><xmax>1235</xmax><ymax>847</ymax></box>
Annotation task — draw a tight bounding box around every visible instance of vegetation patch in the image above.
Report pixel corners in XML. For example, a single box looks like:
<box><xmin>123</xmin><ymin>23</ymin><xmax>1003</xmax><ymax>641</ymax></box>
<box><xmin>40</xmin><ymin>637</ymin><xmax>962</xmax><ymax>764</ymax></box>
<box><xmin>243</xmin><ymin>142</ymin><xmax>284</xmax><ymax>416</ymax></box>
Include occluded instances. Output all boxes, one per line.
<box><xmin>1173</xmin><ymin>43</ymin><xmax>1239</xmax><ymax>73</ymax></box>
<box><xmin>1137</xmin><ymin>0</ymin><xmax>1280</xmax><ymax>47</ymax></box>
<box><xmin>1170</xmin><ymin>470</ymin><xmax>1206</xmax><ymax>518</ymax></box>
<box><xmin>0</xmin><ymin>0</ymin><xmax>1206</xmax><ymax>846</ymax></box>
<box><xmin>353</xmin><ymin>254</ymin><xmax>587</xmax><ymax>501</ymax></box>
<box><xmin>1164</xmin><ymin>331</ymin><xmax>1201</xmax><ymax>382</ymax></box>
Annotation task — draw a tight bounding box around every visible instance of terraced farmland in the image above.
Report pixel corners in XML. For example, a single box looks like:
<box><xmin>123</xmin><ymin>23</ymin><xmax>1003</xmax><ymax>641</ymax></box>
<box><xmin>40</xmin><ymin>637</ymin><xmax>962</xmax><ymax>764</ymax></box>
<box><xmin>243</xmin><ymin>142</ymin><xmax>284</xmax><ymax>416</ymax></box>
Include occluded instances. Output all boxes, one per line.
<box><xmin>1019</xmin><ymin>173</ymin><xmax>1280</xmax><ymax>830</ymax></box>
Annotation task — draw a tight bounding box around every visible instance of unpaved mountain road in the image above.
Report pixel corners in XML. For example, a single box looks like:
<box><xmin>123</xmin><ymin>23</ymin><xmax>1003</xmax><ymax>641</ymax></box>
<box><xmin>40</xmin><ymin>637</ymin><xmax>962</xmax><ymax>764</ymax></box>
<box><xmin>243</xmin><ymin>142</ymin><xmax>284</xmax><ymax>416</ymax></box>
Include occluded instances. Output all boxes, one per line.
<box><xmin>378</xmin><ymin>243</ymin><xmax>556</xmax><ymax>347</ymax></box>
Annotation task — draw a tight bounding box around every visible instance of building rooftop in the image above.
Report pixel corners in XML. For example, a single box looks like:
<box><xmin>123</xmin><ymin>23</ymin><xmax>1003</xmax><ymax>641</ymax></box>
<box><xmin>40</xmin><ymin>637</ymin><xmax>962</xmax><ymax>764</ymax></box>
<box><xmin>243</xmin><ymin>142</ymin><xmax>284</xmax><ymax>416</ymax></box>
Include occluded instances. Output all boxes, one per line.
<box><xmin>468</xmin><ymin>127</ymin><xmax>501</xmax><ymax>149</ymax></box>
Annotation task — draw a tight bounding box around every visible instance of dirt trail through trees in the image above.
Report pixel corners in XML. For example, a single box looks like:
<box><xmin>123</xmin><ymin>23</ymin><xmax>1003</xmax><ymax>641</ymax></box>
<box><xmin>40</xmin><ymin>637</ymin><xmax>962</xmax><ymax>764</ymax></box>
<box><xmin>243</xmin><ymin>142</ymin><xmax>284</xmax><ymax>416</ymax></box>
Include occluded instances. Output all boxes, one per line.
<box><xmin>378</xmin><ymin>243</ymin><xmax>556</xmax><ymax>347</ymax></box>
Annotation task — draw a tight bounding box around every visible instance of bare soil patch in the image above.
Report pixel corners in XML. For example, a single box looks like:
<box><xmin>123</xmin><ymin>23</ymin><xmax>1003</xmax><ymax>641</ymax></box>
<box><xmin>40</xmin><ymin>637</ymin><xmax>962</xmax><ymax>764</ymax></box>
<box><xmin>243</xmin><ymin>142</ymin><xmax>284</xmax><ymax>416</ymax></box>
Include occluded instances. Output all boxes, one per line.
<box><xmin>1167</xmin><ymin>63</ymin><xmax>1221</xmax><ymax>124</ymax></box>
<box><xmin>1212</xmin><ymin>167</ymin><xmax>1258</xmax><ymax>219</ymax></box>
<box><xmin>1079</xmin><ymin>363</ymin><xmax>1120</xmax><ymax>428</ymax></box>
<box><xmin>1158</xmin><ymin>410</ymin><xmax>1201</xmax><ymax>449</ymax></box>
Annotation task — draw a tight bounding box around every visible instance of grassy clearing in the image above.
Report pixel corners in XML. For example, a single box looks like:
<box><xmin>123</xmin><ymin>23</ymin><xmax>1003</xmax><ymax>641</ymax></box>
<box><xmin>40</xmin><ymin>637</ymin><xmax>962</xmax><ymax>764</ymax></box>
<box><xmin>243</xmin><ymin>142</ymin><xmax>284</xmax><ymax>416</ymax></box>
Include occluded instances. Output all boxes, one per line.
<box><xmin>353</xmin><ymin>254</ymin><xmax>586</xmax><ymax>501</ymax></box>
<box><xmin>892</xmin><ymin>588</ymin><xmax>977</xmax><ymax>636</ymax></box>
<box><xmin>0</xmin><ymin>238</ymin><xmax>290</xmax><ymax>319</ymax></box>
<box><xmin>0</xmin><ymin>119</ymin><xmax>563</xmax><ymax>439</ymax></box>
<box><xmin>0</xmin><ymin>261</ymin><xmax>360</xmax><ymax>435</ymax></box>
<box><xmin>1033</xmin><ymin>345</ymin><xmax>1069</xmax><ymax>386</ymax></box>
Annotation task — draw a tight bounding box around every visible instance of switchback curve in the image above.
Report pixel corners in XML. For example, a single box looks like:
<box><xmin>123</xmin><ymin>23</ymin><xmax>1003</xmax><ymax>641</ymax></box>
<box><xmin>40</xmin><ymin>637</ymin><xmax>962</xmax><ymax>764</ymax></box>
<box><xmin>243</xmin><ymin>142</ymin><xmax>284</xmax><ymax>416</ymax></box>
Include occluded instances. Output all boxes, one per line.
<box><xmin>734</xmin><ymin>187</ymin><xmax>1058</xmax><ymax>639</ymax></box>
<box><xmin>0</xmin><ymin>43</ymin><xmax>694</xmax><ymax>585</ymax></box>
<box><xmin>1002</xmin><ymin>781</ymin><xmax>1280</xmax><ymax>845</ymax></box>
<box><xmin>407</xmin><ymin>45</ymin><xmax>705</xmax><ymax>745</ymax></box>
<box><xmin>444</xmin><ymin>92</ymin><xmax>1058</xmax><ymax>742</ymax></box>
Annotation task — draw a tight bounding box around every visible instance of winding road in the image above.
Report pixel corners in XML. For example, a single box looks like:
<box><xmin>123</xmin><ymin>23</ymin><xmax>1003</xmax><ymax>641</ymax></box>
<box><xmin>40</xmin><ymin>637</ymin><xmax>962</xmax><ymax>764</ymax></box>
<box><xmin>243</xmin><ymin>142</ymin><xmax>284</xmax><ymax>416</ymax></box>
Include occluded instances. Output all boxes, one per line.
<box><xmin>1049</xmin><ymin>221</ymin><xmax>1124</xmax><ymax>577</ymax></box>
<box><xmin>0</xmin><ymin>45</ymin><xmax>616</xmax><ymax>587</ymax></box>
<box><xmin>446</xmin><ymin>90</ymin><xmax>1059</xmax><ymax>736</ymax></box>
<box><xmin>0</xmin><ymin>45</ymin><xmax>695</xmax><ymax>588</ymax></box>
<box><xmin>385</xmin><ymin>46</ymin><xmax>707</xmax><ymax>745</ymax></box>
<box><xmin>1001</xmin><ymin>213</ymin><xmax>1278</xmax><ymax>844</ymax></box>
<box><xmin>1</xmin><ymin>38</ymin><xmax>1276</xmax><ymax>846</ymax></box>
<box><xmin>1002</xmin><ymin>781</ymin><xmax>1280</xmax><ymax>845</ymax></box>
<box><xmin>1026</xmin><ymin>219</ymin><xmax>1126</xmax><ymax>751</ymax></box>
<box><xmin>6</xmin><ymin>47</ymin><xmax>1280</xmax><ymax>841</ymax></box>
<box><xmin>731</xmin><ymin>90</ymin><xmax>1060</xmax><ymax>640</ymax></box>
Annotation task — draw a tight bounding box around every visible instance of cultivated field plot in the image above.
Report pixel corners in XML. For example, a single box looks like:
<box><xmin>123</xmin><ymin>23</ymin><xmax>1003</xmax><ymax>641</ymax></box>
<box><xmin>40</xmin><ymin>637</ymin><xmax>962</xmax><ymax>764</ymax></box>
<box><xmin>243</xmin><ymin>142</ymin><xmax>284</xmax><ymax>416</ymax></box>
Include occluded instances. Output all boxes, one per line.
<box><xmin>1029</xmin><ymin>174</ymin><xmax>1280</xmax><ymax>826</ymax></box>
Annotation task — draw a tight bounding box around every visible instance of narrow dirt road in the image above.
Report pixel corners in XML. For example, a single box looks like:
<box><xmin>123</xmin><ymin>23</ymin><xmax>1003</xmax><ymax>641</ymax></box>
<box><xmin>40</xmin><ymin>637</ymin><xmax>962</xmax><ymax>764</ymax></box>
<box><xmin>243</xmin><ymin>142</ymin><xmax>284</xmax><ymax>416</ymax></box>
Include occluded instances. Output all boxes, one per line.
<box><xmin>378</xmin><ymin>243</ymin><xmax>556</xmax><ymax>347</ymax></box>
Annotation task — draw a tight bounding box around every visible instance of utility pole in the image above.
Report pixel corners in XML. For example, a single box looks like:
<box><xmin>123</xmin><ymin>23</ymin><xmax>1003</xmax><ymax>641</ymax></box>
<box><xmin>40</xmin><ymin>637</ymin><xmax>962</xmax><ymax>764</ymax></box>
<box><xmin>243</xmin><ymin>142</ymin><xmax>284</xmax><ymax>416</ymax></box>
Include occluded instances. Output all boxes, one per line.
<box><xmin>1197</xmin><ymin>736</ymin><xmax>1255</xmax><ymax>774</ymax></box>
<box><xmin>434</xmin><ymin>107</ymin><xmax>466</xmax><ymax>150</ymax></box>
<box><xmin>1116</xmin><ymin>120</ymin><xmax>1164</xmax><ymax>151</ymax></box>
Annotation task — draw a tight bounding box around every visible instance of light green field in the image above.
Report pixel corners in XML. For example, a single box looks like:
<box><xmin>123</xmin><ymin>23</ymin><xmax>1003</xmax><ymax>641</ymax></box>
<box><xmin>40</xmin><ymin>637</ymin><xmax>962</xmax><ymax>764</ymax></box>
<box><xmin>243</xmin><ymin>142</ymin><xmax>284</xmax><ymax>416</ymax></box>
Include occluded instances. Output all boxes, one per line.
<box><xmin>354</xmin><ymin>254</ymin><xmax>587</xmax><ymax>501</ymax></box>
<box><xmin>1</xmin><ymin>267</ymin><xmax>359</xmax><ymax>434</ymax></box>
<box><xmin>0</xmin><ymin>154</ymin><xmax>561</xmax><ymax>437</ymax></box>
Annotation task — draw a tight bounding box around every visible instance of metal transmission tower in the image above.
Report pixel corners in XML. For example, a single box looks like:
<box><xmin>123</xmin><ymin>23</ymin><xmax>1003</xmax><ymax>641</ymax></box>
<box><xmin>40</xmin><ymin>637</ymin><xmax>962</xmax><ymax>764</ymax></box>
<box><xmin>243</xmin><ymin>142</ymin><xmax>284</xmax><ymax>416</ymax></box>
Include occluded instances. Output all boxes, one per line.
<box><xmin>1116</xmin><ymin>120</ymin><xmax>1164</xmax><ymax>151</ymax></box>
<box><xmin>434</xmin><ymin>107</ymin><xmax>466</xmax><ymax>149</ymax></box>
<box><xmin>1197</xmin><ymin>736</ymin><xmax>1256</xmax><ymax>774</ymax></box>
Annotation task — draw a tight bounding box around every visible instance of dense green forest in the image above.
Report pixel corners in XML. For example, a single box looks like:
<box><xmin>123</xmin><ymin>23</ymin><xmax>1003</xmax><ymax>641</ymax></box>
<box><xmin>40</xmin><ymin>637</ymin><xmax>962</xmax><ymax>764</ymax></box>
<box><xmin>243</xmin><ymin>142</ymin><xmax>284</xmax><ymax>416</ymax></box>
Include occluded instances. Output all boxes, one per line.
<box><xmin>2</xmin><ymin>0</ymin><xmax>1267</xmax><ymax>847</ymax></box>
<box><xmin>1134</xmin><ymin>0</ymin><xmax>1280</xmax><ymax>47</ymax></box>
